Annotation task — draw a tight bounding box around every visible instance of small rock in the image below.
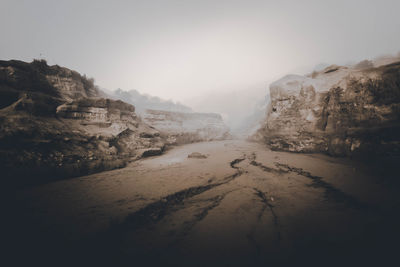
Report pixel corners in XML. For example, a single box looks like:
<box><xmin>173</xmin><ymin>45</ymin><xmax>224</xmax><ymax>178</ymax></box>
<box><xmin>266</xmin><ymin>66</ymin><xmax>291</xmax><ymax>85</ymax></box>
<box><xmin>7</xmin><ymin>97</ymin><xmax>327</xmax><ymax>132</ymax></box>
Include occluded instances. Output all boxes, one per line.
<box><xmin>188</xmin><ymin>152</ymin><xmax>208</xmax><ymax>159</ymax></box>
<box><xmin>140</xmin><ymin>132</ymin><xmax>155</xmax><ymax>138</ymax></box>
<box><xmin>142</xmin><ymin>148</ymin><xmax>163</xmax><ymax>157</ymax></box>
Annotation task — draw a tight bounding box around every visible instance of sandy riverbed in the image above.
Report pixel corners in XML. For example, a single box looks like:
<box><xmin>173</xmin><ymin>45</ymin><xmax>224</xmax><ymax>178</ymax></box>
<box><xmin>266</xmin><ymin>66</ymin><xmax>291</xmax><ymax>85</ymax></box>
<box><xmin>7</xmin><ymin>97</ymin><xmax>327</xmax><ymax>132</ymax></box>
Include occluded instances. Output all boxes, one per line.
<box><xmin>8</xmin><ymin>140</ymin><xmax>400</xmax><ymax>266</ymax></box>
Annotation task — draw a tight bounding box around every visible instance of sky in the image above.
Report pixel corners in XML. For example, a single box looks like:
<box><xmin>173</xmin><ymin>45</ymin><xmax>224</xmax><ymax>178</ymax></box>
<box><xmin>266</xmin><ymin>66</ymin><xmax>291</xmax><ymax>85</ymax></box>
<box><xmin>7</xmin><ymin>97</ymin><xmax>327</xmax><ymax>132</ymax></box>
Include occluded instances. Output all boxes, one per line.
<box><xmin>1</xmin><ymin>0</ymin><xmax>400</xmax><ymax>106</ymax></box>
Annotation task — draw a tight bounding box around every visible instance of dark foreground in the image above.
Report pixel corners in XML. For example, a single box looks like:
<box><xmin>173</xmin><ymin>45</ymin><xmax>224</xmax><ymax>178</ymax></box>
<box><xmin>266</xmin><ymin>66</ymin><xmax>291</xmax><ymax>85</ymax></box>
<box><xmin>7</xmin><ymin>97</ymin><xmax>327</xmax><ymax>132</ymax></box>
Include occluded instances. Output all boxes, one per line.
<box><xmin>6</xmin><ymin>141</ymin><xmax>400</xmax><ymax>266</ymax></box>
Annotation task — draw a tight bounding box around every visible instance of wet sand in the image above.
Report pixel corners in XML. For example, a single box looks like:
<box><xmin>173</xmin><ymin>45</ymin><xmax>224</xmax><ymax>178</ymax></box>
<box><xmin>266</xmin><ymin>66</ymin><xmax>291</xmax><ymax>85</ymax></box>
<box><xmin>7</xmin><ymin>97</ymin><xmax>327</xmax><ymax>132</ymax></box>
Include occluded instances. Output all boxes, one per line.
<box><xmin>9</xmin><ymin>140</ymin><xmax>400</xmax><ymax>266</ymax></box>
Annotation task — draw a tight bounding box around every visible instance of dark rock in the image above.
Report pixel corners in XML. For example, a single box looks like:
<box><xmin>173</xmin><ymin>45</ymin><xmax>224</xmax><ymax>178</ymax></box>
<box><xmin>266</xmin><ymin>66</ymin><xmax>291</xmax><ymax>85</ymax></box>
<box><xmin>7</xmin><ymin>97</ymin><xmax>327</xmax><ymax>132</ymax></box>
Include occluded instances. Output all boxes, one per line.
<box><xmin>141</xmin><ymin>148</ymin><xmax>163</xmax><ymax>157</ymax></box>
<box><xmin>139</xmin><ymin>132</ymin><xmax>156</xmax><ymax>138</ymax></box>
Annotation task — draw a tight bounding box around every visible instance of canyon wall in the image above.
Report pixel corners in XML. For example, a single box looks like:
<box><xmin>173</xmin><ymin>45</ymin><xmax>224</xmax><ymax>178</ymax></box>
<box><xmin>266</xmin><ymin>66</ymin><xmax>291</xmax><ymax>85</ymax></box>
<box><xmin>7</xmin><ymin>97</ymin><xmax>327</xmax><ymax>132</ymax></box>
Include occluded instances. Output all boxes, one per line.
<box><xmin>256</xmin><ymin>61</ymin><xmax>400</xmax><ymax>157</ymax></box>
<box><xmin>0</xmin><ymin>60</ymin><xmax>164</xmax><ymax>186</ymax></box>
<box><xmin>142</xmin><ymin>109</ymin><xmax>231</xmax><ymax>145</ymax></box>
<box><xmin>111</xmin><ymin>89</ymin><xmax>231</xmax><ymax>143</ymax></box>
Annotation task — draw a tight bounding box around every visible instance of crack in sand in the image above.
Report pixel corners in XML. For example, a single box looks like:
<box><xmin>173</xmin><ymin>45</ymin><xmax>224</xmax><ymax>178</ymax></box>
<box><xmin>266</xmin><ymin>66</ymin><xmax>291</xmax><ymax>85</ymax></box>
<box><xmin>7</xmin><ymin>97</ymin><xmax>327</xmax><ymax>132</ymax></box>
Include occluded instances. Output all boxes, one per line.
<box><xmin>121</xmin><ymin>157</ymin><xmax>246</xmax><ymax>230</ymax></box>
<box><xmin>248</xmin><ymin>154</ymin><xmax>366</xmax><ymax>210</ymax></box>
<box><xmin>250</xmin><ymin>160</ymin><xmax>287</xmax><ymax>175</ymax></box>
<box><xmin>247</xmin><ymin>152</ymin><xmax>257</xmax><ymax>161</ymax></box>
<box><xmin>180</xmin><ymin>189</ymin><xmax>239</xmax><ymax>236</ymax></box>
<box><xmin>253</xmin><ymin>188</ymin><xmax>281</xmax><ymax>242</ymax></box>
<box><xmin>247</xmin><ymin>152</ymin><xmax>286</xmax><ymax>175</ymax></box>
<box><xmin>230</xmin><ymin>157</ymin><xmax>245</xmax><ymax>169</ymax></box>
<box><xmin>274</xmin><ymin>162</ymin><xmax>366</xmax><ymax>209</ymax></box>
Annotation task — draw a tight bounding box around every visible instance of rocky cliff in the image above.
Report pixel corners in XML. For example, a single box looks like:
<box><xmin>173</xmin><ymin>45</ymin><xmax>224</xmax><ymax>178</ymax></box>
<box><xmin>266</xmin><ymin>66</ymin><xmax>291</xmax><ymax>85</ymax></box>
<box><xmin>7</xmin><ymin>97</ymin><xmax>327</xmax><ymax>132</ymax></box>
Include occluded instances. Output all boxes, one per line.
<box><xmin>256</xmin><ymin>60</ymin><xmax>400</xmax><ymax>157</ymax></box>
<box><xmin>142</xmin><ymin>109</ymin><xmax>231</xmax><ymax>145</ymax></box>
<box><xmin>111</xmin><ymin>89</ymin><xmax>231</xmax><ymax>143</ymax></box>
<box><xmin>0</xmin><ymin>60</ymin><xmax>164</xmax><ymax>186</ymax></box>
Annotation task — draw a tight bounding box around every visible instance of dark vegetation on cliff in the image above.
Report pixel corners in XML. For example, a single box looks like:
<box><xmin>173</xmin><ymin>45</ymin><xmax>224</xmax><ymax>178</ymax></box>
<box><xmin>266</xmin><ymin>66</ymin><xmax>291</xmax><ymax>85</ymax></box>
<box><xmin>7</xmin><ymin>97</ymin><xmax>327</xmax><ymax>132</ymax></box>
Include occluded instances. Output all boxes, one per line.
<box><xmin>362</xmin><ymin>62</ymin><xmax>400</xmax><ymax>105</ymax></box>
<box><xmin>320</xmin><ymin>62</ymin><xmax>400</xmax><ymax>157</ymax></box>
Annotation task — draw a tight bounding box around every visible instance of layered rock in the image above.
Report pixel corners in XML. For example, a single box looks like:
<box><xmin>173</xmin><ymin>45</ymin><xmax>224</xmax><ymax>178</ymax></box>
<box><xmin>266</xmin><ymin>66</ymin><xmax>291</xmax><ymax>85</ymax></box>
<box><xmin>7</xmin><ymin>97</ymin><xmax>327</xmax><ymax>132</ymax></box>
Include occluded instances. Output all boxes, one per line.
<box><xmin>0</xmin><ymin>60</ymin><xmax>164</xmax><ymax>186</ymax></box>
<box><xmin>56</xmin><ymin>98</ymin><xmax>137</xmax><ymax>125</ymax></box>
<box><xmin>142</xmin><ymin>109</ymin><xmax>231</xmax><ymax>145</ymax></box>
<box><xmin>256</xmin><ymin>61</ymin><xmax>400</xmax><ymax>157</ymax></box>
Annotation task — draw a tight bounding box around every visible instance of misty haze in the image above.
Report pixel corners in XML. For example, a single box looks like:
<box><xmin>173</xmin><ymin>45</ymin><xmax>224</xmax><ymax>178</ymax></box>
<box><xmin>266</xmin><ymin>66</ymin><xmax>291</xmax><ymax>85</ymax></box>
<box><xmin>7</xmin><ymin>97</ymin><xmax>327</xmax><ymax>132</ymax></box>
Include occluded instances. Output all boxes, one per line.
<box><xmin>2</xmin><ymin>1</ymin><xmax>400</xmax><ymax>266</ymax></box>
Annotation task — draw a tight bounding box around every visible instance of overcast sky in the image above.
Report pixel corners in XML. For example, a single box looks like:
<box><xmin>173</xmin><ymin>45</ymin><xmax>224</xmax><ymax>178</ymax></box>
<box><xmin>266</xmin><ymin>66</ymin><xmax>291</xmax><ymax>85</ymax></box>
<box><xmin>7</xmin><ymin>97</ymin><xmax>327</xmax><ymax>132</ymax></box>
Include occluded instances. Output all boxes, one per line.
<box><xmin>1</xmin><ymin>0</ymin><xmax>399</xmax><ymax>103</ymax></box>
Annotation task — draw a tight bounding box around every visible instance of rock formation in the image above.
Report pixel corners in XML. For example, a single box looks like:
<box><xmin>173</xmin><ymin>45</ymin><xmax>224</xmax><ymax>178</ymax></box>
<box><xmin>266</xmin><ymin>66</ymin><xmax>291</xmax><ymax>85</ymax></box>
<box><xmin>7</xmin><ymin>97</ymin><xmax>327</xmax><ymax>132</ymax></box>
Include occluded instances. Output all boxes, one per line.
<box><xmin>0</xmin><ymin>59</ymin><xmax>164</xmax><ymax>186</ymax></box>
<box><xmin>142</xmin><ymin>109</ymin><xmax>231</xmax><ymax>145</ymax></box>
<box><xmin>111</xmin><ymin>89</ymin><xmax>231</xmax><ymax>143</ymax></box>
<box><xmin>256</xmin><ymin>60</ymin><xmax>400</xmax><ymax>157</ymax></box>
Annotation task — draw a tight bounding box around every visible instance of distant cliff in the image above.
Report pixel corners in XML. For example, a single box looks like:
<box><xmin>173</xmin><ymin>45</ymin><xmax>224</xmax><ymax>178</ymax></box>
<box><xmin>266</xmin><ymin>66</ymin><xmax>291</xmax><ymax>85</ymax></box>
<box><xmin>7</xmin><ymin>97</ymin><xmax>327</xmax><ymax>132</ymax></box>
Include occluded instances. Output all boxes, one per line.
<box><xmin>255</xmin><ymin>60</ymin><xmax>400</xmax><ymax>157</ymax></box>
<box><xmin>111</xmin><ymin>89</ymin><xmax>231</xmax><ymax>144</ymax></box>
<box><xmin>142</xmin><ymin>109</ymin><xmax>231</xmax><ymax>145</ymax></box>
<box><xmin>112</xmin><ymin>88</ymin><xmax>192</xmax><ymax>113</ymax></box>
<box><xmin>0</xmin><ymin>60</ymin><xmax>165</xmax><ymax>186</ymax></box>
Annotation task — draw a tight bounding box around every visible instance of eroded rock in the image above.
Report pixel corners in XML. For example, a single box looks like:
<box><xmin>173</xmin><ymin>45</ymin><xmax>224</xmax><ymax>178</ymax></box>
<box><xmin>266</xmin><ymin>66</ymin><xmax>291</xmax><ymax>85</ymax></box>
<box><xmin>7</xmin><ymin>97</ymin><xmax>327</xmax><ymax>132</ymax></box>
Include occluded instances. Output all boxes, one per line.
<box><xmin>142</xmin><ymin>109</ymin><xmax>231</xmax><ymax>145</ymax></box>
<box><xmin>256</xmin><ymin>61</ymin><xmax>400</xmax><ymax>157</ymax></box>
<box><xmin>0</xmin><ymin>59</ymin><xmax>165</xmax><ymax>186</ymax></box>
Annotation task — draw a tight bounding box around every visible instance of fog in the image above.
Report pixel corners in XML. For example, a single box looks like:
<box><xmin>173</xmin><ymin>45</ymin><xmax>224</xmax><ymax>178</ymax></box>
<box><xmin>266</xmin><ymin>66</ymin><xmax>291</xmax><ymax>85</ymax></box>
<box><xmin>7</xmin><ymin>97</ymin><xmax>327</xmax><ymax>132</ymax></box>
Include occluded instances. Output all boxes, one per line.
<box><xmin>1</xmin><ymin>0</ymin><xmax>400</xmax><ymax>129</ymax></box>
<box><xmin>4</xmin><ymin>2</ymin><xmax>400</xmax><ymax>265</ymax></box>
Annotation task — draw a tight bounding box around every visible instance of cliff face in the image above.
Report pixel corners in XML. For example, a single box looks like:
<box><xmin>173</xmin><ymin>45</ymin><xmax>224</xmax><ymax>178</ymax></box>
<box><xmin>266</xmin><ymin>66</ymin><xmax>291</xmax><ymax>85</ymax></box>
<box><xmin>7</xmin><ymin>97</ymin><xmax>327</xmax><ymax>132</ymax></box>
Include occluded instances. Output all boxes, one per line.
<box><xmin>0</xmin><ymin>60</ymin><xmax>164</xmax><ymax>186</ymax></box>
<box><xmin>256</xmin><ymin>61</ymin><xmax>400</xmax><ymax>157</ymax></box>
<box><xmin>142</xmin><ymin>109</ymin><xmax>231</xmax><ymax>145</ymax></box>
<box><xmin>111</xmin><ymin>89</ymin><xmax>231</xmax><ymax>143</ymax></box>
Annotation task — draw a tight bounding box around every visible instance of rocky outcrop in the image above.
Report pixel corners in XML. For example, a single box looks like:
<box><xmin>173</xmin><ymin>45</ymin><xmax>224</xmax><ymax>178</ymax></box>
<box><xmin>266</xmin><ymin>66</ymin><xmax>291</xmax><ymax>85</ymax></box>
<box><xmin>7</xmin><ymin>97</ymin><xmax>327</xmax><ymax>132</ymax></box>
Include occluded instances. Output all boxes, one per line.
<box><xmin>111</xmin><ymin>89</ymin><xmax>231</xmax><ymax>143</ymax></box>
<box><xmin>0</xmin><ymin>60</ymin><xmax>165</xmax><ymax>186</ymax></box>
<box><xmin>56</xmin><ymin>98</ymin><xmax>137</xmax><ymax>125</ymax></box>
<box><xmin>256</xmin><ymin>61</ymin><xmax>400</xmax><ymax>157</ymax></box>
<box><xmin>142</xmin><ymin>109</ymin><xmax>231</xmax><ymax>145</ymax></box>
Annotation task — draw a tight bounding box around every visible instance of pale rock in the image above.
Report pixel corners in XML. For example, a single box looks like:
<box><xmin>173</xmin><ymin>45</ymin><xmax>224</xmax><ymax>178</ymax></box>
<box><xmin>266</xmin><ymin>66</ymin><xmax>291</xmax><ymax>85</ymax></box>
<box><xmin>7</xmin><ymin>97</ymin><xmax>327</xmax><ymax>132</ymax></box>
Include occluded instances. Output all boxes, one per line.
<box><xmin>256</xmin><ymin>61</ymin><xmax>400</xmax><ymax>157</ymax></box>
